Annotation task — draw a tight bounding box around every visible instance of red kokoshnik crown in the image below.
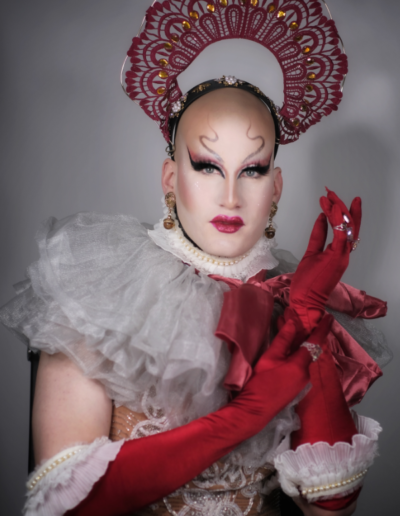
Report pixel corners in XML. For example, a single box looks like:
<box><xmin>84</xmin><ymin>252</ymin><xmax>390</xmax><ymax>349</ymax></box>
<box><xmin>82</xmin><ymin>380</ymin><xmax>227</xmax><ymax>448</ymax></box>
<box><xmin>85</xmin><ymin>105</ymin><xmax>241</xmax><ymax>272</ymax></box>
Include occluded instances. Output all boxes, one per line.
<box><xmin>124</xmin><ymin>0</ymin><xmax>347</xmax><ymax>145</ymax></box>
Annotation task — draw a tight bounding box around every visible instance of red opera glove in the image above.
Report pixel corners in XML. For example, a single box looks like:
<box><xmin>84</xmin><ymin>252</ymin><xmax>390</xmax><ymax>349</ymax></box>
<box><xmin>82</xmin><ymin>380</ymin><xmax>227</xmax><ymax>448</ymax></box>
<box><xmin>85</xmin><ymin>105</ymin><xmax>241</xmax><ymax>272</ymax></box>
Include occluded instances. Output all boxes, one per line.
<box><xmin>275</xmin><ymin>315</ymin><xmax>380</xmax><ymax>511</ymax></box>
<box><xmin>67</xmin><ymin>322</ymin><xmax>315</xmax><ymax>516</ymax></box>
<box><xmin>288</xmin><ymin>189</ymin><xmax>362</xmax><ymax>335</ymax></box>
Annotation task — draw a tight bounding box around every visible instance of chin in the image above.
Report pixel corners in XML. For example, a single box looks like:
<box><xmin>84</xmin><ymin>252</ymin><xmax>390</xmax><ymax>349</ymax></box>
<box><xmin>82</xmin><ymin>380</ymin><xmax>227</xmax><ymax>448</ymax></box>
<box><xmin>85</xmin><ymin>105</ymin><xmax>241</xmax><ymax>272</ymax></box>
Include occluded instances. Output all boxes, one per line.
<box><xmin>200</xmin><ymin>234</ymin><xmax>257</xmax><ymax>259</ymax></box>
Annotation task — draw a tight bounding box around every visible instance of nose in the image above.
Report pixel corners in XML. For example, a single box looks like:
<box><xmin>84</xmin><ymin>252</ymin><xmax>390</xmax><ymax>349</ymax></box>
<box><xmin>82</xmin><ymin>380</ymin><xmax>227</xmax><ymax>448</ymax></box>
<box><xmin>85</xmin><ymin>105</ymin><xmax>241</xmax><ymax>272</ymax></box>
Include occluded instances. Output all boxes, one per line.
<box><xmin>219</xmin><ymin>176</ymin><xmax>241</xmax><ymax>210</ymax></box>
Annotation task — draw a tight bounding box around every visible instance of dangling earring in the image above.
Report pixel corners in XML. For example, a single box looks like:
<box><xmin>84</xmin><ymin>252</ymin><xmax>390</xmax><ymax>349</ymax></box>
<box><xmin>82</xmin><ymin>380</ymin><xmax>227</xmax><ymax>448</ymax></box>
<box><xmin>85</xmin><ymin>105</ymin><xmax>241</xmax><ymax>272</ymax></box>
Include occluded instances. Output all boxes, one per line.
<box><xmin>163</xmin><ymin>192</ymin><xmax>176</xmax><ymax>230</ymax></box>
<box><xmin>265</xmin><ymin>201</ymin><xmax>278</xmax><ymax>239</ymax></box>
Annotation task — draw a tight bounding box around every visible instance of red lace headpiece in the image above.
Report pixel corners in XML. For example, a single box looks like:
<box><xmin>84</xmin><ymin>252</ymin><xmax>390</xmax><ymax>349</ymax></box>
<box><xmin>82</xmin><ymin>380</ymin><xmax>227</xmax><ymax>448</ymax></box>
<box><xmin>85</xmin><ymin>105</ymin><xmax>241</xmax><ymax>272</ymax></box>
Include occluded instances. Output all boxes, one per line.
<box><xmin>124</xmin><ymin>0</ymin><xmax>347</xmax><ymax>146</ymax></box>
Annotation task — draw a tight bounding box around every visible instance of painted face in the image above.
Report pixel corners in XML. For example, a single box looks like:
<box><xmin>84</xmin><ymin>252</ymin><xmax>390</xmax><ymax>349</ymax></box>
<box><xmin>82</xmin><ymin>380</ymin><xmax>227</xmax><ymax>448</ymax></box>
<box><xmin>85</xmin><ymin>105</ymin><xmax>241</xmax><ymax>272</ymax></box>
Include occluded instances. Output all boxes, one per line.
<box><xmin>162</xmin><ymin>88</ymin><xmax>282</xmax><ymax>258</ymax></box>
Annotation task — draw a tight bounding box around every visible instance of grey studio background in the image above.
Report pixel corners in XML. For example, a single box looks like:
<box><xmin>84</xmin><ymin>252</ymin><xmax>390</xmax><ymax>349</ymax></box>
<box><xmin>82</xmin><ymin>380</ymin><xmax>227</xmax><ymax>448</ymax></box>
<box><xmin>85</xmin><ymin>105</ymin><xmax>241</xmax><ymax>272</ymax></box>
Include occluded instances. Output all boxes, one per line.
<box><xmin>1</xmin><ymin>0</ymin><xmax>399</xmax><ymax>514</ymax></box>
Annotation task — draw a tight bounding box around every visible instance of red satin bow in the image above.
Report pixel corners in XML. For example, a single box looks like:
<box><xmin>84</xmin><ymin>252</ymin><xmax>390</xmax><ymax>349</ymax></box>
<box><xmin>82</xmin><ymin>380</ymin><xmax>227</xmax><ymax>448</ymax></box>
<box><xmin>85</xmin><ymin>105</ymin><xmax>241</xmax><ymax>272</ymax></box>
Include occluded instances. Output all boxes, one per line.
<box><xmin>212</xmin><ymin>271</ymin><xmax>387</xmax><ymax>406</ymax></box>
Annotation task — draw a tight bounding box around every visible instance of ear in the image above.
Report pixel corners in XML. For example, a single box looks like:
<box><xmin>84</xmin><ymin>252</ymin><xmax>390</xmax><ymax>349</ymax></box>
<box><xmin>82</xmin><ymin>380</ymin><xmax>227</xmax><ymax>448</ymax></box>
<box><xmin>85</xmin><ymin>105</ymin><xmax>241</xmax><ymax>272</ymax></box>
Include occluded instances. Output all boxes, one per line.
<box><xmin>161</xmin><ymin>158</ymin><xmax>177</xmax><ymax>195</ymax></box>
<box><xmin>272</xmin><ymin>167</ymin><xmax>283</xmax><ymax>203</ymax></box>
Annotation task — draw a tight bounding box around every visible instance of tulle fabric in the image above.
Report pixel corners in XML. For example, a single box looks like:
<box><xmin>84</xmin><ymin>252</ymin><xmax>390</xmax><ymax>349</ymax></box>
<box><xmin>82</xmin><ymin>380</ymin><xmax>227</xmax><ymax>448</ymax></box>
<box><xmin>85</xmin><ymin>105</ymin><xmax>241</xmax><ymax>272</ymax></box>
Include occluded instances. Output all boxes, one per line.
<box><xmin>0</xmin><ymin>213</ymin><xmax>232</xmax><ymax>426</ymax></box>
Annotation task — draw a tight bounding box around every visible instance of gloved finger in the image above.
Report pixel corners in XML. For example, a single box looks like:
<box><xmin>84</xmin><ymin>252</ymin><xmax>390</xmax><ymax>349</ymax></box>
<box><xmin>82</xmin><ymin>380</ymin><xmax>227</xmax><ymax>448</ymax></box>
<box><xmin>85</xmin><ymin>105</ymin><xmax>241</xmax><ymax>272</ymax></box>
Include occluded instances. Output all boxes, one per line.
<box><xmin>306</xmin><ymin>314</ymin><xmax>334</xmax><ymax>346</ymax></box>
<box><xmin>325</xmin><ymin>188</ymin><xmax>353</xmax><ymax>226</ymax></box>
<box><xmin>304</xmin><ymin>213</ymin><xmax>328</xmax><ymax>257</ymax></box>
<box><xmin>319</xmin><ymin>195</ymin><xmax>333</xmax><ymax>218</ymax></box>
<box><xmin>349</xmin><ymin>197</ymin><xmax>362</xmax><ymax>240</ymax></box>
<box><xmin>283</xmin><ymin>346</ymin><xmax>314</xmax><ymax>376</ymax></box>
<box><xmin>330</xmin><ymin>204</ymin><xmax>351</xmax><ymax>253</ymax></box>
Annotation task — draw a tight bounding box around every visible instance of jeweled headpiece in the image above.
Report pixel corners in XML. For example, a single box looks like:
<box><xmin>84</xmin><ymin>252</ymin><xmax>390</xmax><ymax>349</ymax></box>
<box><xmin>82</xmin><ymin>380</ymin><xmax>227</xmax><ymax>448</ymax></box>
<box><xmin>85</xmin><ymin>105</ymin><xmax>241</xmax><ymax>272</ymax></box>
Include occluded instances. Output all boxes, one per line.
<box><xmin>123</xmin><ymin>0</ymin><xmax>347</xmax><ymax>151</ymax></box>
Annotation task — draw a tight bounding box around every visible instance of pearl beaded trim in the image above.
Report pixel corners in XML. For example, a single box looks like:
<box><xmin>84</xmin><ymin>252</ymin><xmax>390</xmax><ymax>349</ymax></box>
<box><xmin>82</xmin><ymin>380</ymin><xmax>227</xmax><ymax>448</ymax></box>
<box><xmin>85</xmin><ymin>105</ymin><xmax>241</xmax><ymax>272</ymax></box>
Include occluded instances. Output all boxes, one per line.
<box><xmin>175</xmin><ymin>228</ymin><xmax>249</xmax><ymax>266</ymax></box>
<box><xmin>27</xmin><ymin>446</ymin><xmax>83</xmax><ymax>490</ymax></box>
<box><xmin>300</xmin><ymin>469</ymin><xmax>368</xmax><ymax>497</ymax></box>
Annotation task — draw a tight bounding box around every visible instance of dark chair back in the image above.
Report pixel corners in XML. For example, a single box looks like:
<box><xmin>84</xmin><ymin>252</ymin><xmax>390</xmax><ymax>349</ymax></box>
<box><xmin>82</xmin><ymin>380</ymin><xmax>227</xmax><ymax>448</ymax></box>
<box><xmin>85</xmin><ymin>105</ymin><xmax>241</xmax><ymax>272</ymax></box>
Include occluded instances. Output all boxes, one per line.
<box><xmin>27</xmin><ymin>345</ymin><xmax>41</xmax><ymax>474</ymax></box>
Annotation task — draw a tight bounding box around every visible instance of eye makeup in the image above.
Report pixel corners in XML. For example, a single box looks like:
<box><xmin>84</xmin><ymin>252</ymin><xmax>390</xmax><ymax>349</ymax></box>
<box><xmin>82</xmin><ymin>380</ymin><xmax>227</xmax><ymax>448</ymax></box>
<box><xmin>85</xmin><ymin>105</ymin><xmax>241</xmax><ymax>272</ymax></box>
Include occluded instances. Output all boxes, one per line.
<box><xmin>240</xmin><ymin>162</ymin><xmax>270</xmax><ymax>177</ymax></box>
<box><xmin>188</xmin><ymin>149</ymin><xmax>271</xmax><ymax>178</ymax></box>
<box><xmin>188</xmin><ymin>150</ymin><xmax>224</xmax><ymax>176</ymax></box>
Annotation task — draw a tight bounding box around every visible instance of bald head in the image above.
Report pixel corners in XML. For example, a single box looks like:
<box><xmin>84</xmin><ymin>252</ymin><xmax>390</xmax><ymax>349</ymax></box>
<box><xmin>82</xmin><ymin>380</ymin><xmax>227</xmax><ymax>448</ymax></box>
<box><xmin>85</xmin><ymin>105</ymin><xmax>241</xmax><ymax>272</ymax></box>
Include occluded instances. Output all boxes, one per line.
<box><xmin>175</xmin><ymin>88</ymin><xmax>276</xmax><ymax>160</ymax></box>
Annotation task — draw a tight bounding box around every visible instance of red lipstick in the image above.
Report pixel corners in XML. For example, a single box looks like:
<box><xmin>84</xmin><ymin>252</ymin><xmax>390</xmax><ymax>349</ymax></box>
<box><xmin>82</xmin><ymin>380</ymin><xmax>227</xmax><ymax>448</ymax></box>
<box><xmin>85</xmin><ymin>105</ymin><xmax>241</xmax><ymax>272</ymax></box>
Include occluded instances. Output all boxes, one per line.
<box><xmin>210</xmin><ymin>215</ymin><xmax>244</xmax><ymax>234</ymax></box>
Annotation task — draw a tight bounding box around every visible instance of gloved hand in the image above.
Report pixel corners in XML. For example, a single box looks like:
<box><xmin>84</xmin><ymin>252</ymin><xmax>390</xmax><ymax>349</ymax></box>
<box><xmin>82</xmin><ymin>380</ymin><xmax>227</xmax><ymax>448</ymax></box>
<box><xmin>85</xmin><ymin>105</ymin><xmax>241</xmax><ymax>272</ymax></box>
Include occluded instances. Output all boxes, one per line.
<box><xmin>67</xmin><ymin>321</ymin><xmax>315</xmax><ymax>516</ymax></box>
<box><xmin>291</xmin><ymin>314</ymin><xmax>360</xmax><ymax>512</ymax></box>
<box><xmin>288</xmin><ymin>189</ymin><xmax>362</xmax><ymax>335</ymax></box>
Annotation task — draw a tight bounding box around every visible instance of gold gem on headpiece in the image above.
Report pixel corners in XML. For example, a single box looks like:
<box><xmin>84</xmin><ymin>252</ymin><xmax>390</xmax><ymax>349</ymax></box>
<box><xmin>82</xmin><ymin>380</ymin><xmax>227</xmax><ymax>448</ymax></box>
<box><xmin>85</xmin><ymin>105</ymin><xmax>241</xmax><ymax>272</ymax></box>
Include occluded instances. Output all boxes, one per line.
<box><xmin>305</xmin><ymin>58</ymin><xmax>314</xmax><ymax>65</ymax></box>
<box><xmin>159</xmin><ymin>70</ymin><xmax>169</xmax><ymax>79</ymax></box>
<box><xmin>171</xmin><ymin>34</ymin><xmax>180</xmax><ymax>43</ymax></box>
<box><xmin>182</xmin><ymin>20</ymin><xmax>191</xmax><ymax>30</ymax></box>
<box><xmin>277</xmin><ymin>11</ymin><xmax>286</xmax><ymax>19</ymax></box>
<box><xmin>190</xmin><ymin>11</ymin><xmax>199</xmax><ymax>19</ymax></box>
<box><xmin>290</xmin><ymin>22</ymin><xmax>299</xmax><ymax>30</ymax></box>
<box><xmin>157</xmin><ymin>87</ymin><xmax>166</xmax><ymax>95</ymax></box>
<box><xmin>307</xmin><ymin>72</ymin><xmax>316</xmax><ymax>80</ymax></box>
<box><xmin>291</xmin><ymin>118</ymin><xmax>300</xmax><ymax>127</ymax></box>
<box><xmin>164</xmin><ymin>42</ymin><xmax>173</xmax><ymax>51</ymax></box>
<box><xmin>220</xmin><ymin>0</ymin><xmax>228</xmax><ymax>6</ymax></box>
<box><xmin>302</xmin><ymin>46</ymin><xmax>311</xmax><ymax>54</ymax></box>
<box><xmin>294</xmin><ymin>34</ymin><xmax>303</xmax><ymax>42</ymax></box>
<box><xmin>207</xmin><ymin>4</ymin><xmax>216</xmax><ymax>13</ymax></box>
<box><xmin>251</xmin><ymin>0</ymin><xmax>258</xmax><ymax>6</ymax></box>
<box><xmin>305</xmin><ymin>84</ymin><xmax>314</xmax><ymax>92</ymax></box>
<box><xmin>192</xmin><ymin>83</ymin><xmax>211</xmax><ymax>93</ymax></box>
<box><xmin>267</xmin><ymin>4</ymin><xmax>276</xmax><ymax>13</ymax></box>
<box><xmin>159</xmin><ymin>59</ymin><xmax>168</xmax><ymax>67</ymax></box>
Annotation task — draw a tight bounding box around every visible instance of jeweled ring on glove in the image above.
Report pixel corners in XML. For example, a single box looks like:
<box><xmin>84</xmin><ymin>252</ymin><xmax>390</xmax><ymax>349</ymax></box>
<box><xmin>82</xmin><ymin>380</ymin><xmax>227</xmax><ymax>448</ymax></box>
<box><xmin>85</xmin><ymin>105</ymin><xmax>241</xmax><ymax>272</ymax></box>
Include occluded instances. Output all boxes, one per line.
<box><xmin>333</xmin><ymin>222</ymin><xmax>354</xmax><ymax>242</ymax></box>
<box><xmin>300</xmin><ymin>342</ymin><xmax>323</xmax><ymax>362</ymax></box>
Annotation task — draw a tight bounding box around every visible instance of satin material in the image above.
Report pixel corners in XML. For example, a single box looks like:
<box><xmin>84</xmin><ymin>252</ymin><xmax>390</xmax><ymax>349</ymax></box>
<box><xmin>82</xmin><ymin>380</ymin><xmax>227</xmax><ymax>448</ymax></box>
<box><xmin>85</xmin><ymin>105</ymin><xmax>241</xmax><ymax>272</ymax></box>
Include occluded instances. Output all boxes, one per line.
<box><xmin>212</xmin><ymin>272</ymin><xmax>386</xmax><ymax>406</ymax></box>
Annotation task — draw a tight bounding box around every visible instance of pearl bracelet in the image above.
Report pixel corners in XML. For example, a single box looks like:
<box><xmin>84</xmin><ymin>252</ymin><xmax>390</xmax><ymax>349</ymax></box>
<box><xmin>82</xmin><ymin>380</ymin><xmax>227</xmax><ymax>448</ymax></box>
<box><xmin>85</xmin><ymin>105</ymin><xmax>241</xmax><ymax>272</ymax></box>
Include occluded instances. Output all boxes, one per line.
<box><xmin>300</xmin><ymin>469</ymin><xmax>368</xmax><ymax>497</ymax></box>
<box><xmin>27</xmin><ymin>445</ymin><xmax>84</xmax><ymax>490</ymax></box>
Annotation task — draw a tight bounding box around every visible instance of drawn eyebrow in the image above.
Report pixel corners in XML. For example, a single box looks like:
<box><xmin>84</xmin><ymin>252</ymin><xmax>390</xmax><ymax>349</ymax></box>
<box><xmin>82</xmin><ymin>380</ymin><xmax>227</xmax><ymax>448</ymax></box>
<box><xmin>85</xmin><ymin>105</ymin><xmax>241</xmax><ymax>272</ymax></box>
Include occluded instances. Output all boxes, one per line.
<box><xmin>199</xmin><ymin>126</ymin><xmax>223</xmax><ymax>163</ymax></box>
<box><xmin>242</xmin><ymin>125</ymin><xmax>265</xmax><ymax>163</ymax></box>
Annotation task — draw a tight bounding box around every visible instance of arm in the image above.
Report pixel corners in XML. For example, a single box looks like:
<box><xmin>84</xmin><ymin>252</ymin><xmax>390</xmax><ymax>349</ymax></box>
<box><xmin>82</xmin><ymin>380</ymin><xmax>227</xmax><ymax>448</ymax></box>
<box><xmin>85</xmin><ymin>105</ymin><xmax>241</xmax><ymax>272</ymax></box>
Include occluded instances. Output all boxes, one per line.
<box><xmin>28</xmin><ymin>321</ymin><xmax>315</xmax><ymax>516</ymax></box>
<box><xmin>33</xmin><ymin>351</ymin><xmax>112</xmax><ymax>464</ymax></box>
<box><xmin>293</xmin><ymin>498</ymin><xmax>357</xmax><ymax>516</ymax></box>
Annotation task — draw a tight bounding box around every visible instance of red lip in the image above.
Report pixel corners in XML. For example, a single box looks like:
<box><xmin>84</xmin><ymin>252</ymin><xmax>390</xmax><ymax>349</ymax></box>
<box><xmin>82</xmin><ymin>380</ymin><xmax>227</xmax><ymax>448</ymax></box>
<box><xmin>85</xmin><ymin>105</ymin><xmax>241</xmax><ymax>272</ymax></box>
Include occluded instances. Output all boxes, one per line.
<box><xmin>210</xmin><ymin>215</ymin><xmax>244</xmax><ymax>234</ymax></box>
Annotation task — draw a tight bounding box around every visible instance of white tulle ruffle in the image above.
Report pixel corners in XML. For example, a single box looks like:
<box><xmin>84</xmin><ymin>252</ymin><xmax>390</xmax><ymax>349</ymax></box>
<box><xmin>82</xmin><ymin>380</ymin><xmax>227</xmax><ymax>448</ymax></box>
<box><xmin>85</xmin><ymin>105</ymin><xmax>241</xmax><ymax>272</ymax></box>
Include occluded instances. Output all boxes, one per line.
<box><xmin>274</xmin><ymin>413</ymin><xmax>381</xmax><ymax>502</ymax></box>
<box><xmin>24</xmin><ymin>437</ymin><xmax>124</xmax><ymax>516</ymax></box>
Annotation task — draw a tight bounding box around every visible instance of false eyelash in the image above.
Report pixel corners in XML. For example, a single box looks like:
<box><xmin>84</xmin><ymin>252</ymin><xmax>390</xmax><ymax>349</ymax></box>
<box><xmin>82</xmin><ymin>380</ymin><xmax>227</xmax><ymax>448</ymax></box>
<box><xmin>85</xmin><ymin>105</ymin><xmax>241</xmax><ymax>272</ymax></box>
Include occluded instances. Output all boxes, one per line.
<box><xmin>241</xmin><ymin>164</ymin><xmax>270</xmax><ymax>176</ymax></box>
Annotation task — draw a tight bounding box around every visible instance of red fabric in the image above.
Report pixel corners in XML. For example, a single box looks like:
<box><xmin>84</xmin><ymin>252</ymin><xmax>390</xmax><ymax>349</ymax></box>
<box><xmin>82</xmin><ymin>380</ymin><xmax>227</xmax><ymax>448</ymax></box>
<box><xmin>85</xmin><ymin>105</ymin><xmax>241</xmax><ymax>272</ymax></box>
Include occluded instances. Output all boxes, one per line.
<box><xmin>314</xmin><ymin>490</ymin><xmax>361</xmax><ymax>511</ymax></box>
<box><xmin>215</xmin><ymin>283</ymin><xmax>274</xmax><ymax>391</ymax></box>
<box><xmin>67</xmin><ymin>322</ymin><xmax>313</xmax><ymax>516</ymax></box>
<box><xmin>211</xmin><ymin>271</ymin><xmax>384</xmax><ymax>404</ymax></box>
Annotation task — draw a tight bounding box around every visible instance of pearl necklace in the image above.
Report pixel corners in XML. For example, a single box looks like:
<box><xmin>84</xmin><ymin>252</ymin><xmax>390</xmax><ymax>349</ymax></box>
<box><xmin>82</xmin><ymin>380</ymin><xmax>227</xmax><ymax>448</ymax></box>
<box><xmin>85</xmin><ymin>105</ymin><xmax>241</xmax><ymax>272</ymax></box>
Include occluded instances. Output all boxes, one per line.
<box><xmin>174</xmin><ymin>228</ymin><xmax>250</xmax><ymax>267</ymax></box>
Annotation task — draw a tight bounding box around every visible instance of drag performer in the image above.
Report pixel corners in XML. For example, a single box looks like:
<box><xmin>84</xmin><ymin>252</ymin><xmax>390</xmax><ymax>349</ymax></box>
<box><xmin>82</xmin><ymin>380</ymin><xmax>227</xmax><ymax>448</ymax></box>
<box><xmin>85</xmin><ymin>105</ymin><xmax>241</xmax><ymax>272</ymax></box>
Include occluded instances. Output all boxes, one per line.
<box><xmin>0</xmin><ymin>1</ymin><xmax>390</xmax><ymax>515</ymax></box>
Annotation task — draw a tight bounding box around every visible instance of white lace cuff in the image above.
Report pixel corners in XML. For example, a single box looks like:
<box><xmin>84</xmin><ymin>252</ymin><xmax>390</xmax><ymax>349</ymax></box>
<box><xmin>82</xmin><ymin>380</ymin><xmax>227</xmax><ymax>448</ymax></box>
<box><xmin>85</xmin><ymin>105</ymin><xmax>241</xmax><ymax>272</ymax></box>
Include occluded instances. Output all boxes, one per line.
<box><xmin>274</xmin><ymin>413</ymin><xmax>381</xmax><ymax>502</ymax></box>
<box><xmin>24</xmin><ymin>437</ymin><xmax>124</xmax><ymax>516</ymax></box>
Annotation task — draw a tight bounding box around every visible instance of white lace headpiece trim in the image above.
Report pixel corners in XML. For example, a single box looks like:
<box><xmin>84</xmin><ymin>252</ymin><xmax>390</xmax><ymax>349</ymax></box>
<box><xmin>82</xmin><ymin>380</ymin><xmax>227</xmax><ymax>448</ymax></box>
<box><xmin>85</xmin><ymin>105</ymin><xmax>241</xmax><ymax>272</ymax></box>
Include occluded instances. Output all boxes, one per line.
<box><xmin>148</xmin><ymin>199</ymin><xmax>278</xmax><ymax>282</ymax></box>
